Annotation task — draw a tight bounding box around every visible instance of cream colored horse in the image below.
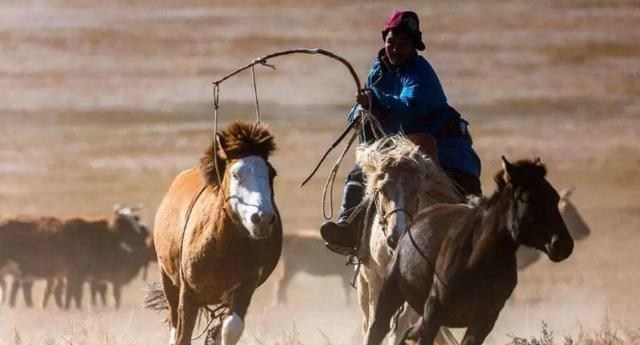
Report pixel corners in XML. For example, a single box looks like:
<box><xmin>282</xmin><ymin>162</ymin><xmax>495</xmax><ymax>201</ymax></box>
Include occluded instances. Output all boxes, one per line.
<box><xmin>355</xmin><ymin>136</ymin><xmax>462</xmax><ymax>344</ymax></box>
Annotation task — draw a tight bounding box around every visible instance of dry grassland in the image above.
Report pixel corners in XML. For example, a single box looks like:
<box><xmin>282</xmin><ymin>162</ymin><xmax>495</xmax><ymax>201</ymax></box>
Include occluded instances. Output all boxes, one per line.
<box><xmin>0</xmin><ymin>0</ymin><xmax>639</xmax><ymax>344</ymax></box>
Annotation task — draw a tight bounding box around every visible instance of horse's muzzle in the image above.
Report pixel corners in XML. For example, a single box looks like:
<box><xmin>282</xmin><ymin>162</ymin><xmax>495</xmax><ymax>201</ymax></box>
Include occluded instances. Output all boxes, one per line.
<box><xmin>249</xmin><ymin>211</ymin><xmax>276</xmax><ymax>239</ymax></box>
<box><xmin>546</xmin><ymin>234</ymin><xmax>574</xmax><ymax>262</ymax></box>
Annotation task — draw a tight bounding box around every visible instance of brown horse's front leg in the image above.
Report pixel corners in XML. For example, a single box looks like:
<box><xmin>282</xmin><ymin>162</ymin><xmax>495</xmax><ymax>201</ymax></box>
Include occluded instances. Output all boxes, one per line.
<box><xmin>403</xmin><ymin>288</ymin><xmax>443</xmax><ymax>345</ymax></box>
<box><xmin>364</xmin><ymin>265</ymin><xmax>405</xmax><ymax>345</ymax></box>
<box><xmin>176</xmin><ymin>286</ymin><xmax>199</xmax><ymax>345</ymax></box>
<box><xmin>460</xmin><ymin>314</ymin><xmax>498</xmax><ymax>345</ymax></box>
<box><xmin>160</xmin><ymin>269</ymin><xmax>180</xmax><ymax>344</ymax></box>
<box><xmin>219</xmin><ymin>277</ymin><xmax>259</xmax><ymax>345</ymax></box>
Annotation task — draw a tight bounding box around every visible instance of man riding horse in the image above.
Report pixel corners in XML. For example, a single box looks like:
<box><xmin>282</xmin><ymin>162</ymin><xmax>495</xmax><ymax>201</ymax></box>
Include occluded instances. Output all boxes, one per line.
<box><xmin>321</xmin><ymin>10</ymin><xmax>482</xmax><ymax>253</ymax></box>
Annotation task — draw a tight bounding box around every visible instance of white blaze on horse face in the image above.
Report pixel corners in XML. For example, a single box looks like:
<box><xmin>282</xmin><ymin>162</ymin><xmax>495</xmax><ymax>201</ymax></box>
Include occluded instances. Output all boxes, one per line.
<box><xmin>228</xmin><ymin>156</ymin><xmax>275</xmax><ymax>239</ymax></box>
<box><xmin>391</xmin><ymin>180</ymin><xmax>408</xmax><ymax>240</ymax></box>
<box><xmin>380</xmin><ymin>175</ymin><xmax>413</xmax><ymax>247</ymax></box>
<box><xmin>221</xmin><ymin>313</ymin><xmax>245</xmax><ymax>345</ymax></box>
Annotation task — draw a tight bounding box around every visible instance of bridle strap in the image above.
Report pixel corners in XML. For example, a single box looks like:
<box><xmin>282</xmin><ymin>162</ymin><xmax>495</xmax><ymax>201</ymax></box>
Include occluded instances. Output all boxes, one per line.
<box><xmin>372</xmin><ymin>189</ymin><xmax>414</xmax><ymax>237</ymax></box>
<box><xmin>381</xmin><ymin>207</ymin><xmax>413</xmax><ymax>224</ymax></box>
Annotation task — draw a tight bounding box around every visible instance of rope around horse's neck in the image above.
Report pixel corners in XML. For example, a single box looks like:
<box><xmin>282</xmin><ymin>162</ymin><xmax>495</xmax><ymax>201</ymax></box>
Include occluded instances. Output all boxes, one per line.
<box><xmin>178</xmin><ymin>185</ymin><xmax>208</xmax><ymax>293</ymax></box>
<box><xmin>212</xmin><ymin>84</ymin><xmax>223</xmax><ymax>187</ymax></box>
<box><xmin>178</xmin><ymin>185</ymin><xmax>233</xmax><ymax>342</ymax></box>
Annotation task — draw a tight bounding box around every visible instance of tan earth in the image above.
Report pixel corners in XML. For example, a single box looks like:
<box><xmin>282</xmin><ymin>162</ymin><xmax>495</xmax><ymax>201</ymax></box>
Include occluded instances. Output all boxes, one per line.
<box><xmin>0</xmin><ymin>0</ymin><xmax>638</xmax><ymax>344</ymax></box>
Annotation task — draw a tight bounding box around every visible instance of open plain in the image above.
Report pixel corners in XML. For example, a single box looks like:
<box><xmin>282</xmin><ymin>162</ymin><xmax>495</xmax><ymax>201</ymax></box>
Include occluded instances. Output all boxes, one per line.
<box><xmin>0</xmin><ymin>0</ymin><xmax>639</xmax><ymax>344</ymax></box>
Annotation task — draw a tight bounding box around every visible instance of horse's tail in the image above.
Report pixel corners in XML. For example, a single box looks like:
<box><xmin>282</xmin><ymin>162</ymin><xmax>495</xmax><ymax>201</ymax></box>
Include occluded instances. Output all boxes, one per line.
<box><xmin>143</xmin><ymin>281</ymin><xmax>168</xmax><ymax>311</ymax></box>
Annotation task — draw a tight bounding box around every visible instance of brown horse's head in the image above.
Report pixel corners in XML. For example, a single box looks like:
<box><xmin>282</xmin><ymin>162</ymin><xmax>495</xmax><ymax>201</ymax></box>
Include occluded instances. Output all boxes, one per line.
<box><xmin>498</xmin><ymin>157</ymin><xmax>574</xmax><ymax>262</ymax></box>
<box><xmin>200</xmin><ymin>121</ymin><xmax>277</xmax><ymax>239</ymax></box>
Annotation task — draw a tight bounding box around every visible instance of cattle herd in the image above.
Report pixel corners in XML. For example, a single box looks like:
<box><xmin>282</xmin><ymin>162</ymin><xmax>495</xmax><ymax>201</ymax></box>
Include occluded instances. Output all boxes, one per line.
<box><xmin>0</xmin><ymin>205</ymin><xmax>156</xmax><ymax>309</ymax></box>
<box><xmin>0</xmin><ymin>191</ymin><xmax>589</xmax><ymax>312</ymax></box>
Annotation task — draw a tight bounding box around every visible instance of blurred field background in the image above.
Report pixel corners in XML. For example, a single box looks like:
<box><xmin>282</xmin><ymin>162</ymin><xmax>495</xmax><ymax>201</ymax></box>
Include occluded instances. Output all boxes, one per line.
<box><xmin>0</xmin><ymin>0</ymin><xmax>639</xmax><ymax>344</ymax></box>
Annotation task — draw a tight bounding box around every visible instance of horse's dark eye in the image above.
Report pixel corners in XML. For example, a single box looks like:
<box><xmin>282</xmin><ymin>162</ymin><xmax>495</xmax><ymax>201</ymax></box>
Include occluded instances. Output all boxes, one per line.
<box><xmin>232</xmin><ymin>171</ymin><xmax>240</xmax><ymax>179</ymax></box>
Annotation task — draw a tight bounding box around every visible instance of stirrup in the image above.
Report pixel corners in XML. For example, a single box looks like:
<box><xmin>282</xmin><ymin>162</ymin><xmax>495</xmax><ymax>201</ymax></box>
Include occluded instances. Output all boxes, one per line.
<box><xmin>324</xmin><ymin>242</ymin><xmax>356</xmax><ymax>256</ymax></box>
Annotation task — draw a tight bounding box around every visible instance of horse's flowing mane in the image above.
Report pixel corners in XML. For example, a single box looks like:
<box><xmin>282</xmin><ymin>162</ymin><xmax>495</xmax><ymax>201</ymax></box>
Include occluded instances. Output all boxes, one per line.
<box><xmin>356</xmin><ymin>135</ymin><xmax>461</xmax><ymax>205</ymax></box>
<box><xmin>200</xmin><ymin>121</ymin><xmax>276</xmax><ymax>186</ymax></box>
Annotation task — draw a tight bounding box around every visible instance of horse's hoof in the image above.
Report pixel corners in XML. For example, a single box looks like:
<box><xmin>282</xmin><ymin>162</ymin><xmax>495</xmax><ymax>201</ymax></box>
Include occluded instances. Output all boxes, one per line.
<box><xmin>399</xmin><ymin>326</ymin><xmax>419</xmax><ymax>345</ymax></box>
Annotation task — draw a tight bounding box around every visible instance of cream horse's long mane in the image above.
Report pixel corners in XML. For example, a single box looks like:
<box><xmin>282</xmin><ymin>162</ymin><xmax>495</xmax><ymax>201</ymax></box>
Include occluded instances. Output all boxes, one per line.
<box><xmin>356</xmin><ymin>135</ymin><xmax>461</xmax><ymax>206</ymax></box>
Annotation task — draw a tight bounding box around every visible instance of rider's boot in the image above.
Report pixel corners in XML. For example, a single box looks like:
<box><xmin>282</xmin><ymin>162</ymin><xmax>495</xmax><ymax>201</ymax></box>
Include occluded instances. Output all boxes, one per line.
<box><xmin>320</xmin><ymin>181</ymin><xmax>364</xmax><ymax>254</ymax></box>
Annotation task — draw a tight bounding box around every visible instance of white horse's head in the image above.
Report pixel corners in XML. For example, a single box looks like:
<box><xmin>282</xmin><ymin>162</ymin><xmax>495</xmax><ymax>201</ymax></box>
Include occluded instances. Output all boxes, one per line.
<box><xmin>357</xmin><ymin>135</ymin><xmax>460</xmax><ymax>247</ymax></box>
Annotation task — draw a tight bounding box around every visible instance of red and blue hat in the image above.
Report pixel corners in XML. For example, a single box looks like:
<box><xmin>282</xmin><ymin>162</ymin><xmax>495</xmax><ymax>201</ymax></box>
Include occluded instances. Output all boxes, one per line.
<box><xmin>382</xmin><ymin>10</ymin><xmax>426</xmax><ymax>51</ymax></box>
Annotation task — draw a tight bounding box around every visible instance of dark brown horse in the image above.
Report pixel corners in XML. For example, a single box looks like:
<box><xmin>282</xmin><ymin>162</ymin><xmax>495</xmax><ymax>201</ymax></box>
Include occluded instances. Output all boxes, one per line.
<box><xmin>152</xmin><ymin>122</ymin><xmax>281</xmax><ymax>345</ymax></box>
<box><xmin>364</xmin><ymin>157</ymin><xmax>574</xmax><ymax>345</ymax></box>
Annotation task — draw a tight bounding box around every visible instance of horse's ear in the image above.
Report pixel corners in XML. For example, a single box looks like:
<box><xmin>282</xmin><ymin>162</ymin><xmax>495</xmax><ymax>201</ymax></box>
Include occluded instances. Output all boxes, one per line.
<box><xmin>559</xmin><ymin>187</ymin><xmax>574</xmax><ymax>201</ymax></box>
<box><xmin>501</xmin><ymin>156</ymin><xmax>516</xmax><ymax>184</ymax></box>
<box><xmin>113</xmin><ymin>204</ymin><xmax>122</xmax><ymax>213</ymax></box>
<box><xmin>534</xmin><ymin>157</ymin><xmax>543</xmax><ymax>166</ymax></box>
<box><xmin>215</xmin><ymin>133</ymin><xmax>228</xmax><ymax>160</ymax></box>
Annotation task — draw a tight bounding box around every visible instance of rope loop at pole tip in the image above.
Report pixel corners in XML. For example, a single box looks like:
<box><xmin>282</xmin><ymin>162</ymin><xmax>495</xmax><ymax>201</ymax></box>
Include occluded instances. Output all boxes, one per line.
<box><xmin>253</xmin><ymin>57</ymin><xmax>276</xmax><ymax>70</ymax></box>
<box><xmin>213</xmin><ymin>48</ymin><xmax>362</xmax><ymax>96</ymax></box>
<box><xmin>209</xmin><ymin>48</ymin><xmax>365</xmax><ymax>219</ymax></box>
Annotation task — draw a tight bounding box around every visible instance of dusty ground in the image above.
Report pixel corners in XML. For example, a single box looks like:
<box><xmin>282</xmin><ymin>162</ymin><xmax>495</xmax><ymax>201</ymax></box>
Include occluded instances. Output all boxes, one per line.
<box><xmin>0</xmin><ymin>0</ymin><xmax>639</xmax><ymax>344</ymax></box>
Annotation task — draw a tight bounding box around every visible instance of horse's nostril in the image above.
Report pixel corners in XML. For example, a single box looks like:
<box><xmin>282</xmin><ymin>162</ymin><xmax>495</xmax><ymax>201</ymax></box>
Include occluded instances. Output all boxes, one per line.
<box><xmin>263</xmin><ymin>213</ymin><xmax>276</xmax><ymax>225</ymax></box>
<box><xmin>250</xmin><ymin>213</ymin><xmax>261</xmax><ymax>224</ymax></box>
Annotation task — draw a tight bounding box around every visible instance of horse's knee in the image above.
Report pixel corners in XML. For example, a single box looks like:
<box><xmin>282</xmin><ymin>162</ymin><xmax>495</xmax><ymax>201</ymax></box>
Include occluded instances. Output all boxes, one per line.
<box><xmin>221</xmin><ymin>312</ymin><xmax>245</xmax><ymax>345</ymax></box>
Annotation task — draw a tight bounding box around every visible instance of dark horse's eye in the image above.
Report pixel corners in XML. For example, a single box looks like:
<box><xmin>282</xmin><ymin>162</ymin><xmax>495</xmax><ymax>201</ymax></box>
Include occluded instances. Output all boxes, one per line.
<box><xmin>516</xmin><ymin>191</ymin><xmax>531</xmax><ymax>203</ymax></box>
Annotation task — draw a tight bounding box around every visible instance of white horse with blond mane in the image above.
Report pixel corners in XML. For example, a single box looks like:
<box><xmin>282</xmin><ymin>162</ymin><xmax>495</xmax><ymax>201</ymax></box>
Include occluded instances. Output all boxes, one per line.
<box><xmin>355</xmin><ymin>135</ymin><xmax>462</xmax><ymax>345</ymax></box>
